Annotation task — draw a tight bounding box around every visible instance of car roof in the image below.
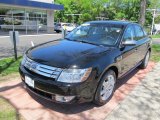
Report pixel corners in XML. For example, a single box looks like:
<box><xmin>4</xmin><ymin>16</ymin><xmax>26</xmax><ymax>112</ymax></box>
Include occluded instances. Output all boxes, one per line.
<box><xmin>86</xmin><ymin>20</ymin><xmax>132</xmax><ymax>26</ymax></box>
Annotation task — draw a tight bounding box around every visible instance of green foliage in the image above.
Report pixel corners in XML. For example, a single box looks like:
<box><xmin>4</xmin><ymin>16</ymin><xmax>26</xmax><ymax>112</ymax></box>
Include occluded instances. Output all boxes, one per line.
<box><xmin>4</xmin><ymin>19</ymin><xmax>22</xmax><ymax>25</ymax></box>
<box><xmin>149</xmin><ymin>0</ymin><xmax>160</xmax><ymax>8</ymax></box>
<box><xmin>0</xmin><ymin>9</ymin><xmax>9</xmax><ymax>15</ymax></box>
<box><xmin>155</xmin><ymin>16</ymin><xmax>160</xmax><ymax>24</ymax></box>
<box><xmin>55</xmin><ymin>0</ymin><xmax>157</xmax><ymax>25</ymax></box>
<box><xmin>79</xmin><ymin>14</ymin><xmax>90</xmax><ymax>22</ymax></box>
<box><xmin>151</xmin><ymin>34</ymin><xmax>160</xmax><ymax>38</ymax></box>
<box><xmin>55</xmin><ymin>0</ymin><xmax>110</xmax><ymax>24</ymax></box>
<box><xmin>151</xmin><ymin>44</ymin><xmax>160</xmax><ymax>62</ymax></box>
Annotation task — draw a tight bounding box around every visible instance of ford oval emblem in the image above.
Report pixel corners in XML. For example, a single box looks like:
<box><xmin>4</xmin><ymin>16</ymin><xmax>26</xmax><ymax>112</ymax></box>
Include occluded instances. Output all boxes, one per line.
<box><xmin>31</xmin><ymin>63</ymin><xmax>37</xmax><ymax>69</ymax></box>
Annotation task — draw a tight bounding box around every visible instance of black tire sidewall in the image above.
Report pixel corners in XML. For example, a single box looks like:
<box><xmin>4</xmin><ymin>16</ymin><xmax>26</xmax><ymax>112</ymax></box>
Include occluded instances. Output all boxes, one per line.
<box><xmin>94</xmin><ymin>70</ymin><xmax>116</xmax><ymax>106</ymax></box>
<box><xmin>140</xmin><ymin>51</ymin><xmax>150</xmax><ymax>69</ymax></box>
<box><xmin>144</xmin><ymin>51</ymin><xmax>150</xmax><ymax>67</ymax></box>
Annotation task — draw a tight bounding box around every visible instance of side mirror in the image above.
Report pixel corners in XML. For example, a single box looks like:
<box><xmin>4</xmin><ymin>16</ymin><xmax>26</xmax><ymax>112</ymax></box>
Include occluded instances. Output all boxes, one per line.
<box><xmin>122</xmin><ymin>40</ymin><xmax>136</xmax><ymax>46</ymax></box>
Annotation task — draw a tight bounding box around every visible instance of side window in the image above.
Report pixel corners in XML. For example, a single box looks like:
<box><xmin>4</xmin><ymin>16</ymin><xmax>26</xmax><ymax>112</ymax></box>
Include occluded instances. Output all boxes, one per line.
<box><xmin>143</xmin><ymin>29</ymin><xmax>148</xmax><ymax>36</ymax></box>
<box><xmin>134</xmin><ymin>25</ymin><xmax>145</xmax><ymax>40</ymax></box>
<box><xmin>123</xmin><ymin>25</ymin><xmax>135</xmax><ymax>41</ymax></box>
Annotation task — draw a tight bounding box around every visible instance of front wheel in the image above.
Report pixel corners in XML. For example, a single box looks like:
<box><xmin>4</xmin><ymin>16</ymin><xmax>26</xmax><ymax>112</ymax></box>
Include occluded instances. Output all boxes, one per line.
<box><xmin>93</xmin><ymin>70</ymin><xmax>116</xmax><ymax>106</ymax></box>
<box><xmin>139</xmin><ymin>51</ymin><xmax>150</xmax><ymax>69</ymax></box>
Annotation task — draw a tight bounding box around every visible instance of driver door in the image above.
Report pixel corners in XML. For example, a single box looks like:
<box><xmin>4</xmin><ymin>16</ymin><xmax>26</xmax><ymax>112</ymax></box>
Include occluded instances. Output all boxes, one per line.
<box><xmin>120</xmin><ymin>25</ymin><xmax>137</xmax><ymax>75</ymax></box>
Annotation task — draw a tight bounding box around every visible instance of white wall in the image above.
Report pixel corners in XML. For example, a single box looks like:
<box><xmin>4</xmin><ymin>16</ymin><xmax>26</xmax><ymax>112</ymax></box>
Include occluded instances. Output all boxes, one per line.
<box><xmin>29</xmin><ymin>0</ymin><xmax>53</xmax><ymax>4</ymax></box>
<box><xmin>47</xmin><ymin>10</ymin><xmax>54</xmax><ymax>33</ymax></box>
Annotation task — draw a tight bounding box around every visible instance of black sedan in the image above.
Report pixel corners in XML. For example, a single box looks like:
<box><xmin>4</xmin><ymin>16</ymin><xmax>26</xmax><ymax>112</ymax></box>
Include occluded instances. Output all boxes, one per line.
<box><xmin>19</xmin><ymin>21</ymin><xmax>151</xmax><ymax>106</ymax></box>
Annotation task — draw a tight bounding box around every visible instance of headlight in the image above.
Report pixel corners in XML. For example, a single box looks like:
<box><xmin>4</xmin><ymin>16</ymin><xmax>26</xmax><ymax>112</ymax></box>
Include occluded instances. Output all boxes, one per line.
<box><xmin>57</xmin><ymin>68</ymin><xmax>92</xmax><ymax>83</ymax></box>
<box><xmin>21</xmin><ymin>54</ymin><xmax>27</xmax><ymax>66</ymax></box>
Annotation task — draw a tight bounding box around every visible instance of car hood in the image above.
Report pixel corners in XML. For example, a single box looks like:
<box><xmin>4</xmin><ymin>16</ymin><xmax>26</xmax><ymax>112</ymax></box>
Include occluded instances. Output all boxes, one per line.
<box><xmin>26</xmin><ymin>39</ymin><xmax>112</xmax><ymax>68</ymax></box>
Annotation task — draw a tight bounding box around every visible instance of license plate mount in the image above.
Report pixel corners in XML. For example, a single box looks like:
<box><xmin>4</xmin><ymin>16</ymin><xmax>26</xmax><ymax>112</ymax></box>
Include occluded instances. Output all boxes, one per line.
<box><xmin>25</xmin><ymin>76</ymin><xmax>34</xmax><ymax>88</ymax></box>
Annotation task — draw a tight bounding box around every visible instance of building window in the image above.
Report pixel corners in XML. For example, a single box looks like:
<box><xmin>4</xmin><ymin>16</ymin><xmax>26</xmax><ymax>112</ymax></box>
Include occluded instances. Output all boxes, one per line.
<box><xmin>0</xmin><ymin>6</ymin><xmax>47</xmax><ymax>35</ymax></box>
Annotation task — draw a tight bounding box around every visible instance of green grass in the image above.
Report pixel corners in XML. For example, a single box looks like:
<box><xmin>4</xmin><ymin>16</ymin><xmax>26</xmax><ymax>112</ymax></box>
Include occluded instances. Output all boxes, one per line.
<box><xmin>151</xmin><ymin>34</ymin><xmax>160</xmax><ymax>39</ymax></box>
<box><xmin>0</xmin><ymin>57</ymin><xmax>22</xmax><ymax>77</ymax></box>
<box><xmin>151</xmin><ymin>44</ymin><xmax>160</xmax><ymax>62</ymax></box>
<box><xmin>0</xmin><ymin>97</ymin><xmax>17</xmax><ymax>120</ymax></box>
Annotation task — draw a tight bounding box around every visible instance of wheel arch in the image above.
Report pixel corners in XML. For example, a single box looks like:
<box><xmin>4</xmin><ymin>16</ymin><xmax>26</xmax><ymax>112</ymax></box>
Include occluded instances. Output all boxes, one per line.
<box><xmin>98</xmin><ymin>65</ymin><xmax>119</xmax><ymax>83</ymax></box>
<box><xmin>148</xmin><ymin>47</ymin><xmax>151</xmax><ymax>52</ymax></box>
<box><xmin>108</xmin><ymin>66</ymin><xmax>118</xmax><ymax>79</ymax></box>
<box><xmin>93</xmin><ymin>65</ymin><xmax>119</xmax><ymax>104</ymax></box>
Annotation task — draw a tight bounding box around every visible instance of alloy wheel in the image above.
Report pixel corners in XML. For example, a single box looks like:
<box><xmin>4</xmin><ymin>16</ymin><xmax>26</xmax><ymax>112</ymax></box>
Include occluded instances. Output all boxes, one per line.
<box><xmin>100</xmin><ymin>74</ymin><xmax>115</xmax><ymax>101</ymax></box>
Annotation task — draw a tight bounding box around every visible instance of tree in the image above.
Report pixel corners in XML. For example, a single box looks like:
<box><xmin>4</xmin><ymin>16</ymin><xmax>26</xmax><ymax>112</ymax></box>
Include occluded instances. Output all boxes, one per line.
<box><xmin>139</xmin><ymin>0</ymin><xmax>147</xmax><ymax>26</ymax></box>
<box><xmin>0</xmin><ymin>9</ymin><xmax>9</xmax><ymax>15</ymax></box>
<box><xmin>54</xmin><ymin>0</ymin><xmax>158</xmax><ymax>26</ymax></box>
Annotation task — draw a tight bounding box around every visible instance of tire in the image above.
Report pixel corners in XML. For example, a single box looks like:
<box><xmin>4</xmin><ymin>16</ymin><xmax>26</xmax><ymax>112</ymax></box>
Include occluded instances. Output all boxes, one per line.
<box><xmin>55</xmin><ymin>30</ymin><xmax>60</xmax><ymax>33</ymax></box>
<box><xmin>139</xmin><ymin>51</ymin><xmax>150</xmax><ymax>69</ymax></box>
<box><xmin>93</xmin><ymin>70</ymin><xmax>116</xmax><ymax>106</ymax></box>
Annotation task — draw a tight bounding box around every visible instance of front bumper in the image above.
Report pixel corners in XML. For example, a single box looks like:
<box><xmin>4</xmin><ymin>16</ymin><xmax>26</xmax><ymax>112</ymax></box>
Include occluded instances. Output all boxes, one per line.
<box><xmin>19</xmin><ymin>65</ymin><xmax>97</xmax><ymax>104</ymax></box>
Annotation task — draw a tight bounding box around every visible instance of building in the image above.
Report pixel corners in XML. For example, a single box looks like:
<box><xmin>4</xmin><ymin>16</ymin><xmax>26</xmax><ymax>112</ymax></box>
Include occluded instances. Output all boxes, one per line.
<box><xmin>0</xmin><ymin>0</ymin><xmax>63</xmax><ymax>35</ymax></box>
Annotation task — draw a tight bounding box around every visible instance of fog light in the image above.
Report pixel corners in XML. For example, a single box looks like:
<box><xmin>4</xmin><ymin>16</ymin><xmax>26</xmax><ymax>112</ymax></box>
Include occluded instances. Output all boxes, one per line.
<box><xmin>55</xmin><ymin>95</ymin><xmax>75</xmax><ymax>102</ymax></box>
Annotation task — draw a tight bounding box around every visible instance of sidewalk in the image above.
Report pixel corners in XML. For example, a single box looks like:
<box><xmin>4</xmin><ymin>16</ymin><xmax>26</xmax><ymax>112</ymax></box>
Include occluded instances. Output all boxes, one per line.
<box><xmin>0</xmin><ymin>62</ymin><xmax>156</xmax><ymax>120</ymax></box>
<box><xmin>106</xmin><ymin>62</ymin><xmax>160</xmax><ymax>120</ymax></box>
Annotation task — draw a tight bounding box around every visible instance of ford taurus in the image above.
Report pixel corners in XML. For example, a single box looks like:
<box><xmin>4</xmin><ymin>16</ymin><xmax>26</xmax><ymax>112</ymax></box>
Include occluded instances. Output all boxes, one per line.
<box><xmin>19</xmin><ymin>21</ymin><xmax>151</xmax><ymax>105</ymax></box>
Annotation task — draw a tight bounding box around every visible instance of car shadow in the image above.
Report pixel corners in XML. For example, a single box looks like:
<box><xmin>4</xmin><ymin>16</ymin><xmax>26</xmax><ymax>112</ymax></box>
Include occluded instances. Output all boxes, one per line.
<box><xmin>116</xmin><ymin>68</ymin><xmax>139</xmax><ymax>89</ymax></box>
<box><xmin>27</xmin><ymin>67</ymin><xmax>140</xmax><ymax>114</ymax></box>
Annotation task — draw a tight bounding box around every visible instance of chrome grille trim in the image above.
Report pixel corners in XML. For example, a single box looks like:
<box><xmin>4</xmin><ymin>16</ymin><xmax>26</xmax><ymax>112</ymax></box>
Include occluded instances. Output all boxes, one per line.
<box><xmin>23</xmin><ymin>56</ymin><xmax>62</xmax><ymax>79</ymax></box>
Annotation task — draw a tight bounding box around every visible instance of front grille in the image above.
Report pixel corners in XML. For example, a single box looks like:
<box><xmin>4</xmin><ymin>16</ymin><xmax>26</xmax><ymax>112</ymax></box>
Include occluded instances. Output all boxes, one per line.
<box><xmin>23</xmin><ymin>56</ymin><xmax>62</xmax><ymax>79</ymax></box>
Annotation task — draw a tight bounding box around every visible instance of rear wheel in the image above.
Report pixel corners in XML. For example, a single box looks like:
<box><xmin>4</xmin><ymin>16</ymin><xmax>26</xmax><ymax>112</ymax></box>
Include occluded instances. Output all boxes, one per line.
<box><xmin>139</xmin><ymin>51</ymin><xmax>150</xmax><ymax>69</ymax></box>
<box><xmin>94</xmin><ymin>70</ymin><xmax>116</xmax><ymax>106</ymax></box>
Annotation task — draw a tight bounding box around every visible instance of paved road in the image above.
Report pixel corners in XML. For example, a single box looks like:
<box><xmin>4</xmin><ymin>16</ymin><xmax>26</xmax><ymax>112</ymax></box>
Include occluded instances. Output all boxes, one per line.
<box><xmin>152</xmin><ymin>38</ymin><xmax>160</xmax><ymax>44</ymax></box>
<box><xmin>106</xmin><ymin>62</ymin><xmax>160</xmax><ymax>120</ymax></box>
<box><xmin>0</xmin><ymin>34</ymin><xmax>62</xmax><ymax>59</ymax></box>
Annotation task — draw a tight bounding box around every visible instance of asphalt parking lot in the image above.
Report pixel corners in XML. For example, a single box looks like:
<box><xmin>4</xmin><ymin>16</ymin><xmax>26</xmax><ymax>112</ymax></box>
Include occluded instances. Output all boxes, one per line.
<box><xmin>0</xmin><ymin>34</ymin><xmax>62</xmax><ymax>59</ymax></box>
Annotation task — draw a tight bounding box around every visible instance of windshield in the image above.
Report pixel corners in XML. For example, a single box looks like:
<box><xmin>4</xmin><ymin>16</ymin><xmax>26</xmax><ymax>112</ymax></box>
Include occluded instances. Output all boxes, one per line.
<box><xmin>65</xmin><ymin>23</ymin><xmax>123</xmax><ymax>46</ymax></box>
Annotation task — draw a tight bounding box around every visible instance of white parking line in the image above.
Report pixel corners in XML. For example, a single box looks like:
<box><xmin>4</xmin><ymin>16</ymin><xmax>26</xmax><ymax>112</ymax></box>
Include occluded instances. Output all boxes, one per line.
<box><xmin>0</xmin><ymin>34</ymin><xmax>61</xmax><ymax>38</ymax></box>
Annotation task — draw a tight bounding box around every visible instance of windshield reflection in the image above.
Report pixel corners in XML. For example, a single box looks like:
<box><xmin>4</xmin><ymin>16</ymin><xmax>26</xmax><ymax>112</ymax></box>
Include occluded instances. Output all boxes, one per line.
<box><xmin>65</xmin><ymin>23</ymin><xmax>123</xmax><ymax>46</ymax></box>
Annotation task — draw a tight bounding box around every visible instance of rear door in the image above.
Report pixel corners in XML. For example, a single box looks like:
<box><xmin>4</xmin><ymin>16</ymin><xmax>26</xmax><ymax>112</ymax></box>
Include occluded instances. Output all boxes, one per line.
<box><xmin>120</xmin><ymin>25</ymin><xmax>137</xmax><ymax>75</ymax></box>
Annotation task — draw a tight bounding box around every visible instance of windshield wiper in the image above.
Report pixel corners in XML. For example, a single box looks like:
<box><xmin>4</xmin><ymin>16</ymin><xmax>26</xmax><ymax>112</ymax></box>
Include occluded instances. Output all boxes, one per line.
<box><xmin>65</xmin><ymin>38</ymin><xmax>103</xmax><ymax>46</ymax></box>
<box><xmin>77</xmin><ymin>40</ymin><xmax>103</xmax><ymax>46</ymax></box>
